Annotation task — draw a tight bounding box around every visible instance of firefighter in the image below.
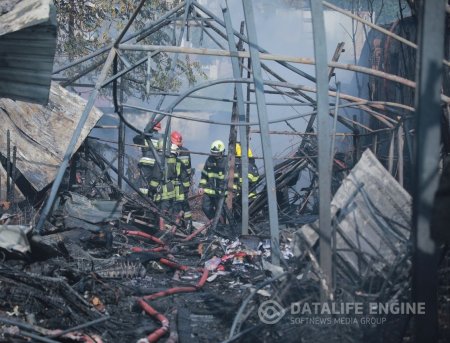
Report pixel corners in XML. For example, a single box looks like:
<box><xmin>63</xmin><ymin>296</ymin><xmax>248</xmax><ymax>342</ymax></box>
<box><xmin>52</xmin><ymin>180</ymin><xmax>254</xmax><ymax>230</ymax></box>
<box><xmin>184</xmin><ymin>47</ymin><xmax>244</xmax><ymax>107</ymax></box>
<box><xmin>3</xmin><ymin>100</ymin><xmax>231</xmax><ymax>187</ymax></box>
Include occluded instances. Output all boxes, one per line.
<box><xmin>139</xmin><ymin>138</ymin><xmax>164</xmax><ymax>228</ymax></box>
<box><xmin>171</xmin><ymin>131</ymin><xmax>193</xmax><ymax>231</ymax></box>
<box><xmin>234</xmin><ymin>142</ymin><xmax>259</xmax><ymax>199</ymax></box>
<box><xmin>134</xmin><ymin>120</ymin><xmax>162</xmax><ymax>152</ymax></box>
<box><xmin>152</xmin><ymin>138</ymin><xmax>188</xmax><ymax>230</ymax></box>
<box><xmin>133</xmin><ymin>120</ymin><xmax>162</xmax><ymax>196</ymax></box>
<box><xmin>199</xmin><ymin>140</ymin><xmax>227</xmax><ymax>220</ymax></box>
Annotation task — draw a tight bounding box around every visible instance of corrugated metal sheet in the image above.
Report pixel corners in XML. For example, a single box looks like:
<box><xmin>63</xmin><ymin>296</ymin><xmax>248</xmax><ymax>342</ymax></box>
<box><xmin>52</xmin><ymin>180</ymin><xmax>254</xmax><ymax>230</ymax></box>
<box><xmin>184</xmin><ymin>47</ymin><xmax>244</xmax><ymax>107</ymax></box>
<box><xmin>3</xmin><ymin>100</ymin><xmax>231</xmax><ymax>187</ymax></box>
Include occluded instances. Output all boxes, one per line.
<box><xmin>294</xmin><ymin>149</ymin><xmax>411</xmax><ymax>281</ymax></box>
<box><xmin>0</xmin><ymin>0</ymin><xmax>57</xmax><ymax>104</ymax></box>
<box><xmin>0</xmin><ymin>83</ymin><xmax>103</xmax><ymax>191</ymax></box>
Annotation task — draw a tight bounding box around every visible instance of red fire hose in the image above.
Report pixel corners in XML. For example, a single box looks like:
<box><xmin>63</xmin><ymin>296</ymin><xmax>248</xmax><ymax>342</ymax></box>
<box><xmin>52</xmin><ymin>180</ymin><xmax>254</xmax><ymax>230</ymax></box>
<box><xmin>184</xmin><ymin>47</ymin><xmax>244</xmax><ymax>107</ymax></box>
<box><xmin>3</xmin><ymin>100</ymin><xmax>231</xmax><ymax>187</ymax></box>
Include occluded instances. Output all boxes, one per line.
<box><xmin>126</xmin><ymin>229</ymin><xmax>210</xmax><ymax>342</ymax></box>
<box><xmin>138</xmin><ymin>268</ymin><xmax>209</xmax><ymax>343</ymax></box>
<box><xmin>123</xmin><ymin>230</ymin><xmax>166</xmax><ymax>246</ymax></box>
<box><xmin>182</xmin><ymin>220</ymin><xmax>212</xmax><ymax>241</ymax></box>
<box><xmin>126</xmin><ymin>229</ymin><xmax>191</xmax><ymax>271</ymax></box>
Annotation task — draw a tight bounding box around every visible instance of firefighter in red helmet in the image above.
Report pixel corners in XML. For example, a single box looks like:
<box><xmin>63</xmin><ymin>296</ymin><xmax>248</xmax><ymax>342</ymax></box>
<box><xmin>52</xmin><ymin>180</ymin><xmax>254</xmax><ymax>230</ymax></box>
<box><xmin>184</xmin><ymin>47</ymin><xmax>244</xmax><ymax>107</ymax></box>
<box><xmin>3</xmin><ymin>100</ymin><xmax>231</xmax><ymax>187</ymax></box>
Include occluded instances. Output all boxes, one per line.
<box><xmin>171</xmin><ymin>131</ymin><xmax>193</xmax><ymax>232</ymax></box>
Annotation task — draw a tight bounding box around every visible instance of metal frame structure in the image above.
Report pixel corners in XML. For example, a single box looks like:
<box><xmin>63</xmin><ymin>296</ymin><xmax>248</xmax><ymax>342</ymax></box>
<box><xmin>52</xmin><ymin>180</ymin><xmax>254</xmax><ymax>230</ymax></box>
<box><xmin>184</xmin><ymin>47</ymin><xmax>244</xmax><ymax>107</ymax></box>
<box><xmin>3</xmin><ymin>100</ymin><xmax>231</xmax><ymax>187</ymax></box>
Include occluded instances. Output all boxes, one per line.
<box><xmin>310</xmin><ymin>0</ymin><xmax>333</xmax><ymax>297</ymax></box>
<box><xmin>30</xmin><ymin>1</ymin><xmax>448</xmax><ymax>334</ymax></box>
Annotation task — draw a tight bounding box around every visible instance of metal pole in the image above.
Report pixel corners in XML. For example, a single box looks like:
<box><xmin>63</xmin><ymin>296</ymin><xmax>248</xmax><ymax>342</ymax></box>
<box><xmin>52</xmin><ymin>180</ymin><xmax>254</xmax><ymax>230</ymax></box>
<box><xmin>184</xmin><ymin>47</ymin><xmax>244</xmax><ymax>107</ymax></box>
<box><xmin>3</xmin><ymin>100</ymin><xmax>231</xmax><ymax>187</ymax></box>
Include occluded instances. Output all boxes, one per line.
<box><xmin>310</xmin><ymin>0</ymin><xmax>333</xmax><ymax>295</ymax></box>
<box><xmin>225</xmin><ymin>97</ymin><xmax>238</xmax><ymax>212</ymax></box>
<box><xmin>323</xmin><ymin>0</ymin><xmax>450</xmax><ymax>68</ymax></box>
<box><xmin>330</xmin><ymin>82</ymin><xmax>341</xmax><ymax>169</ymax></box>
<box><xmin>36</xmin><ymin>49</ymin><xmax>118</xmax><ymax>233</ymax></box>
<box><xmin>37</xmin><ymin>0</ymin><xmax>147</xmax><ymax>232</ymax></box>
<box><xmin>130</xmin><ymin>90</ymin><xmax>312</xmax><ymax>106</ymax></box>
<box><xmin>118</xmin><ymin>44</ymin><xmax>439</xmax><ymax>97</ymax></box>
<box><xmin>193</xmin><ymin>1</ymin><xmax>317</xmax><ymax>83</ymax></box>
<box><xmin>146</xmin><ymin>52</ymin><xmax>152</xmax><ymax>95</ymax></box>
<box><xmin>102</xmin><ymin>54</ymin><xmax>158</xmax><ymax>88</ymax></box>
<box><xmin>52</xmin><ymin>1</ymin><xmax>185</xmax><ymax>75</ymax></box>
<box><xmin>193</xmin><ymin>7</ymin><xmax>313</xmax><ymax>105</ymax></box>
<box><xmin>305</xmin><ymin>43</ymin><xmax>345</xmax><ymax>155</ymax></box>
<box><xmin>118</xmin><ymin>83</ymin><xmax>125</xmax><ymax>190</ymax></box>
<box><xmin>112</xmin><ymin>49</ymin><xmax>125</xmax><ymax>191</ymax></box>
<box><xmin>117</xmin><ymin>49</ymin><xmax>132</xmax><ymax>68</ymax></box>
<box><xmin>6</xmin><ymin>130</ymin><xmax>10</xmax><ymax>202</ymax></box>
<box><xmin>397</xmin><ymin>124</ymin><xmax>404</xmax><ymax>187</ymax></box>
<box><xmin>61</xmin><ymin>57</ymin><xmax>108</xmax><ymax>87</ymax></box>
<box><xmin>151</xmin><ymin>0</ymin><xmax>192</xmax><ymax>119</ymax></box>
<box><xmin>246</xmin><ymin>57</ymin><xmax>251</xmax><ymax>143</ymax></box>
<box><xmin>353</xmin><ymin>114</ymin><xmax>361</xmax><ymax>162</ymax></box>
<box><xmin>161</xmin><ymin>116</ymin><xmax>172</xmax><ymax>181</ymax></box>
<box><xmin>192</xmin><ymin>15</ymin><xmax>226</xmax><ymax>49</ymax></box>
<box><xmin>388</xmin><ymin>130</ymin><xmax>395</xmax><ymax>175</ymax></box>
<box><xmin>112</xmin><ymin>54</ymin><xmax>121</xmax><ymax>189</ymax></box>
<box><xmin>223</xmin><ymin>6</ymin><xmax>249</xmax><ymax>234</ymax></box>
<box><xmin>11</xmin><ymin>146</ymin><xmax>16</xmax><ymax>205</ymax></box>
<box><xmin>114</xmin><ymin>0</ymin><xmax>148</xmax><ymax>47</ymax></box>
<box><xmin>412</xmin><ymin>1</ymin><xmax>445</xmax><ymax>342</ymax></box>
<box><xmin>261</xmin><ymin>63</ymin><xmax>315</xmax><ymax>105</ymax></box>
<box><xmin>242</xmin><ymin>0</ymin><xmax>280</xmax><ymax>264</ymax></box>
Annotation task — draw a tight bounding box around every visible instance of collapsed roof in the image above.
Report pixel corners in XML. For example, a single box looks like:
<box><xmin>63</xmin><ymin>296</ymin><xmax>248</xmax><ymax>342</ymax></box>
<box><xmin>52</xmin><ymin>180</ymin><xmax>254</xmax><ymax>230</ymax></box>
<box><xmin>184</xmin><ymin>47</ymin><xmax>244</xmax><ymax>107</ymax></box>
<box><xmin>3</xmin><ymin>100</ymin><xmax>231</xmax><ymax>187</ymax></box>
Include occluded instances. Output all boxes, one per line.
<box><xmin>295</xmin><ymin>149</ymin><xmax>411</xmax><ymax>285</ymax></box>
<box><xmin>0</xmin><ymin>83</ymin><xmax>103</xmax><ymax>192</ymax></box>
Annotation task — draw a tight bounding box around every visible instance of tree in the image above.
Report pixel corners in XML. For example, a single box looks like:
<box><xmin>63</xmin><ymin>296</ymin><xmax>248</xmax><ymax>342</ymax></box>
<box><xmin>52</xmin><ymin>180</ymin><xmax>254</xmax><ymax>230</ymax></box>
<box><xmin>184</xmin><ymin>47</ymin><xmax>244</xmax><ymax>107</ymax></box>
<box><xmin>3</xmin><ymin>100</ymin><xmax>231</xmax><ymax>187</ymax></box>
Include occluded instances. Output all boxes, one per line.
<box><xmin>54</xmin><ymin>0</ymin><xmax>206</xmax><ymax>99</ymax></box>
<box><xmin>327</xmin><ymin>0</ymin><xmax>412</xmax><ymax>24</ymax></box>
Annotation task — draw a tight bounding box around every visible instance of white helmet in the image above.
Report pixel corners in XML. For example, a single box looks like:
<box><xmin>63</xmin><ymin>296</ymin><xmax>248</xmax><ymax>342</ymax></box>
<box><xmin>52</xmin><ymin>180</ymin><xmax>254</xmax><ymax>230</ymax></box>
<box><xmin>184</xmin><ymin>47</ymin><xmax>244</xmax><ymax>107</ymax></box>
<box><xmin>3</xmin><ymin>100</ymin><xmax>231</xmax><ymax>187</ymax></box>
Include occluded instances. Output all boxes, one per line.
<box><xmin>210</xmin><ymin>140</ymin><xmax>225</xmax><ymax>156</ymax></box>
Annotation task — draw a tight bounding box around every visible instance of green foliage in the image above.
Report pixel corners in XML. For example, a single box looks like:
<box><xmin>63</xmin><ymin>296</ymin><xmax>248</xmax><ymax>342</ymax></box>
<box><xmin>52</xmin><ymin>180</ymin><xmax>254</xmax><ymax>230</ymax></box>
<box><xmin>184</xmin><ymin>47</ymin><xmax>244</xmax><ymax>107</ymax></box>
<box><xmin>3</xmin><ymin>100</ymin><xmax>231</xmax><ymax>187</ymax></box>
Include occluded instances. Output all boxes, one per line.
<box><xmin>54</xmin><ymin>0</ymin><xmax>207</xmax><ymax>100</ymax></box>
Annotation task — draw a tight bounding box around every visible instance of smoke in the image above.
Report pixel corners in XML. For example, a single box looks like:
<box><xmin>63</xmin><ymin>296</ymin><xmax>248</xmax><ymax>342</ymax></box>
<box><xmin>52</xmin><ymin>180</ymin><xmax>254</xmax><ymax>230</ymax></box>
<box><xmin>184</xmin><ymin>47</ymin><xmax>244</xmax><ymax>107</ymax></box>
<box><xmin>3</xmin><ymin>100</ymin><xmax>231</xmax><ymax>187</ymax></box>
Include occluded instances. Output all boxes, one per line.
<box><xmin>90</xmin><ymin>0</ymin><xmax>372</xmax><ymax>187</ymax></box>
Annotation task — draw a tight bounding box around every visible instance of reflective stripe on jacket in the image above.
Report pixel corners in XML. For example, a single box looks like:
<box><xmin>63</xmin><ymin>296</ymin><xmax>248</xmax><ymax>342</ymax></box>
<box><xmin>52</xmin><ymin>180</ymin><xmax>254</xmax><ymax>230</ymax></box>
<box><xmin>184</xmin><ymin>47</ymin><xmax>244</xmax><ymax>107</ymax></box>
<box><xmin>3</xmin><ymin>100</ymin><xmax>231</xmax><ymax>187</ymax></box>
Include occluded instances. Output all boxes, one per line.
<box><xmin>233</xmin><ymin>157</ymin><xmax>259</xmax><ymax>198</ymax></box>
<box><xmin>200</xmin><ymin>155</ymin><xmax>227</xmax><ymax>196</ymax></box>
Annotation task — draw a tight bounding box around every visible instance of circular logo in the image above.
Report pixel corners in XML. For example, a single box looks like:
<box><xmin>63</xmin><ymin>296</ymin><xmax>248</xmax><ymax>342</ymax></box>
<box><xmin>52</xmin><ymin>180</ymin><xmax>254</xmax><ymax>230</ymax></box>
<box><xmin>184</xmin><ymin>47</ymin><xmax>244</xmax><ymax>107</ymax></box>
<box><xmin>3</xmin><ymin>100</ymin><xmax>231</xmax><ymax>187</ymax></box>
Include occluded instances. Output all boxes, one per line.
<box><xmin>258</xmin><ymin>300</ymin><xmax>286</xmax><ymax>324</ymax></box>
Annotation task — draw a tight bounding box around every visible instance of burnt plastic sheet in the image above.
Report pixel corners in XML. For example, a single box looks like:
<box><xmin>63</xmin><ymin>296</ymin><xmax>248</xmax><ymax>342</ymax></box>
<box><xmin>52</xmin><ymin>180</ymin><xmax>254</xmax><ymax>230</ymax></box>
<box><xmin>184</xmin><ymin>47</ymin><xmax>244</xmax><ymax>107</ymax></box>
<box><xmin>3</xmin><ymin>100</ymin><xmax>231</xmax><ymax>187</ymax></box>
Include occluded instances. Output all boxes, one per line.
<box><xmin>63</xmin><ymin>192</ymin><xmax>123</xmax><ymax>231</ymax></box>
<box><xmin>0</xmin><ymin>225</ymin><xmax>32</xmax><ymax>253</ymax></box>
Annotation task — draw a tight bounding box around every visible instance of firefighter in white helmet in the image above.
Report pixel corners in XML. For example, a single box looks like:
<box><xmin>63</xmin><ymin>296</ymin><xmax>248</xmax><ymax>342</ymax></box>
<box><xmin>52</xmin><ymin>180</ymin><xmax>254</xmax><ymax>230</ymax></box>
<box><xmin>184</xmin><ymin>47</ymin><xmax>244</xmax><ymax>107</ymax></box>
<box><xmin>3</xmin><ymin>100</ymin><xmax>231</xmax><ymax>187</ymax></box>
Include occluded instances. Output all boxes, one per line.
<box><xmin>199</xmin><ymin>140</ymin><xmax>227</xmax><ymax>219</ymax></box>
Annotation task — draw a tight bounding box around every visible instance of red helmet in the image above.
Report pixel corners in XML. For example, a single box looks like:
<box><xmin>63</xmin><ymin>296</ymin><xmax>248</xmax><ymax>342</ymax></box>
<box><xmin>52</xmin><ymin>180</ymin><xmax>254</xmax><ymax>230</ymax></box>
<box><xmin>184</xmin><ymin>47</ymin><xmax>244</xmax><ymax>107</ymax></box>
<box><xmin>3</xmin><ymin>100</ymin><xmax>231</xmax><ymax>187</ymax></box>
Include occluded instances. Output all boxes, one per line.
<box><xmin>171</xmin><ymin>131</ymin><xmax>182</xmax><ymax>146</ymax></box>
<box><xmin>152</xmin><ymin>120</ymin><xmax>162</xmax><ymax>131</ymax></box>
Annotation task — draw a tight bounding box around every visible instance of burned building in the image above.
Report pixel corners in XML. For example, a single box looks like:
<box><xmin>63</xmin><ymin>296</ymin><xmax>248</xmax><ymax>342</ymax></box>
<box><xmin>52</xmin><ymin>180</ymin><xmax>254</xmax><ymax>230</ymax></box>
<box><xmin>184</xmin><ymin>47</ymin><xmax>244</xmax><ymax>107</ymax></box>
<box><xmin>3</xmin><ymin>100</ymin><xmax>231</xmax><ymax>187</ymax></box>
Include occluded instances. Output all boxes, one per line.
<box><xmin>1</xmin><ymin>1</ymin><xmax>449</xmax><ymax>343</ymax></box>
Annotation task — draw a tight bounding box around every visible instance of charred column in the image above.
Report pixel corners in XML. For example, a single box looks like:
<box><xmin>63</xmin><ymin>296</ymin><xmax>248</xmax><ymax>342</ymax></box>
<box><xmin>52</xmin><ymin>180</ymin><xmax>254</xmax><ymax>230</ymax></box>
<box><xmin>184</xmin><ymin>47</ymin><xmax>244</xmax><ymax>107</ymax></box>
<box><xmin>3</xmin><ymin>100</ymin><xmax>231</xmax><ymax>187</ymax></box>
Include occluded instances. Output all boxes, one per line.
<box><xmin>310</xmin><ymin>0</ymin><xmax>333</xmax><ymax>296</ymax></box>
<box><xmin>411</xmin><ymin>1</ymin><xmax>446</xmax><ymax>342</ymax></box>
<box><xmin>6</xmin><ymin>130</ymin><xmax>10</xmax><ymax>201</ymax></box>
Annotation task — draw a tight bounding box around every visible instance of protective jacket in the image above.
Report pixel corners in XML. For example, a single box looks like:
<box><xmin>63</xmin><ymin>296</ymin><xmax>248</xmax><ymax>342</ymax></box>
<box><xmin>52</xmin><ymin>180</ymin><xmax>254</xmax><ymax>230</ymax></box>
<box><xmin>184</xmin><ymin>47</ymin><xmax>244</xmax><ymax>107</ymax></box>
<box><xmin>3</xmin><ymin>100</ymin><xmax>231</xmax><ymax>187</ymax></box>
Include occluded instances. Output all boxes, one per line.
<box><xmin>138</xmin><ymin>147</ymin><xmax>188</xmax><ymax>202</ymax></box>
<box><xmin>177</xmin><ymin>146</ymin><xmax>192</xmax><ymax>190</ymax></box>
<box><xmin>233</xmin><ymin>157</ymin><xmax>259</xmax><ymax>198</ymax></box>
<box><xmin>152</xmin><ymin>153</ymin><xmax>189</xmax><ymax>202</ymax></box>
<box><xmin>200</xmin><ymin>155</ymin><xmax>227</xmax><ymax>196</ymax></box>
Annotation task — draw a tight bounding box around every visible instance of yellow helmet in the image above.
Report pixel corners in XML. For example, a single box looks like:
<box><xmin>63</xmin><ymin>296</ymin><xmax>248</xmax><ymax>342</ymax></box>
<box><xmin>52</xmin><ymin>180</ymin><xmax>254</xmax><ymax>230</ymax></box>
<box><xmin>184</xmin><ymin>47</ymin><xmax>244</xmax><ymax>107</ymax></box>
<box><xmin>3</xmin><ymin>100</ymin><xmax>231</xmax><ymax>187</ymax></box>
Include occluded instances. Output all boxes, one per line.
<box><xmin>235</xmin><ymin>142</ymin><xmax>253</xmax><ymax>158</ymax></box>
<box><xmin>235</xmin><ymin>143</ymin><xmax>242</xmax><ymax>157</ymax></box>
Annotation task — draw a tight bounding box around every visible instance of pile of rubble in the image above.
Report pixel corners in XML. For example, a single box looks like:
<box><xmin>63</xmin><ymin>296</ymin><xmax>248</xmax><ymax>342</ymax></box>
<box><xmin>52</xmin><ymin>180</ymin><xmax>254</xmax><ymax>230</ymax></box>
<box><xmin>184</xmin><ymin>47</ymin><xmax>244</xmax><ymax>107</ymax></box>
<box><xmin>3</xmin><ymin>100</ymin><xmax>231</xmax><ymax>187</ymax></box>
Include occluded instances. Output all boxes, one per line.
<box><xmin>0</xmin><ymin>192</ymin><xmax>297</xmax><ymax>342</ymax></box>
<box><xmin>1</xmin><ymin>148</ymin><xmax>440</xmax><ymax>343</ymax></box>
